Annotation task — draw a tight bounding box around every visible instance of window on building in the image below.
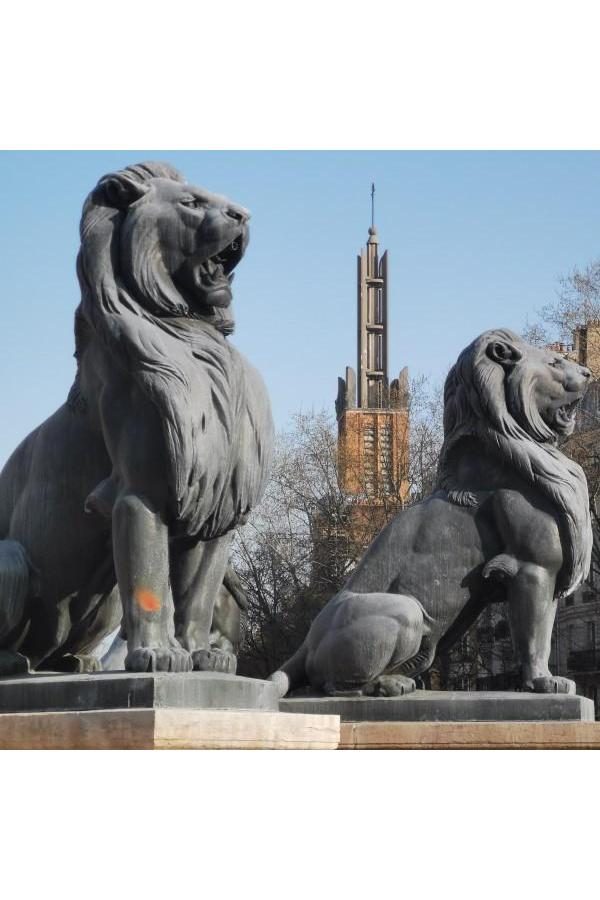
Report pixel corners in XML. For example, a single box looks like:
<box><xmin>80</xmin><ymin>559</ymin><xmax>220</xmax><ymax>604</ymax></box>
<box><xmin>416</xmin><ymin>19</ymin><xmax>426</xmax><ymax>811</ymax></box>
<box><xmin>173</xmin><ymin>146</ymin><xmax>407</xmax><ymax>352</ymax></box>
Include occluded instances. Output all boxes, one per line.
<box><xmin>367</xmin><ymin>332</ymin><xmax>374</xmax><ymax>371</ymax></box>
<box><xmin>362</xmin><ymin>425</ymin><xmax>376</xmax><ymax>494</ymax></box>
<box><xmin>375</xmin><ymin>288</ymin><xmax>383</xmax><ymax>324</ymax></box>
<box><xmin>375</xmin><ymin>333</ymin><xmax>383</xmax><ymax>371</ymax></box>
<box><xmin>587</xmin><ymin>621</ymin><xmax>597</xmax><ymax>650</ymax></box>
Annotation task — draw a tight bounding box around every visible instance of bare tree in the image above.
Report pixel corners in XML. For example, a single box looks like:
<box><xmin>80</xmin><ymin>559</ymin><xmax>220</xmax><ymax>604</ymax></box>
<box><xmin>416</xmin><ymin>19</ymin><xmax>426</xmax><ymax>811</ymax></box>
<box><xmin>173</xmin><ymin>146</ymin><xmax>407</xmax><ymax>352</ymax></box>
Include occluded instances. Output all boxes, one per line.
<box><xmin>234</xmin><ymin>376</ymin><xmax>444</xmax><ymax>678</ymax></box>
<box><xmin>233</xmin><ymin>411</ymin><xmax>347</xmax><ymax>677</ymax></box>
<box><xmin>406</xmin><ymin>375</ymin><xmax>445</xmax><ymax>501</ymax></box>
<box><xmin>522</xmin><ymin>259</ymin><xmax>600</xmax><ymax>346</ymax></box>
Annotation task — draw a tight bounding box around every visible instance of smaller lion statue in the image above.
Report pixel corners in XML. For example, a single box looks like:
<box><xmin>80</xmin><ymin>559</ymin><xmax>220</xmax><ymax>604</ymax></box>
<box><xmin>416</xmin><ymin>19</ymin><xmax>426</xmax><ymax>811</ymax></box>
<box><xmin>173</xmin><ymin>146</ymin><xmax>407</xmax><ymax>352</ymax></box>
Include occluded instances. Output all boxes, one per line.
<box><xmin>271</xmin><ymin>329</ymin><xmax>593</xmax><ymax>698</ymax></box>
<box><xmin>0</xmin><ymin>162</ymin><xmax>273</xmax><ymax>675</ymax></box>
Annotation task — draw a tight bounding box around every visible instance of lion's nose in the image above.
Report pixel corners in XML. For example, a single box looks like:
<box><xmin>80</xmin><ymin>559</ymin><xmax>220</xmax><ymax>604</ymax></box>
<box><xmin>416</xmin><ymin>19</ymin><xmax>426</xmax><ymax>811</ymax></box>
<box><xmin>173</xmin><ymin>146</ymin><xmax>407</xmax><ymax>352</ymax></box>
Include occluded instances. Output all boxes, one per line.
<box><xmin>580</xmin><ymin>366</ymin><xmax>592</xmax><ymax>379</ymax></box>
<box><xmin>225</xmin><ymin>205</ymin><xmax>250</xmax><ymax>224</ymax></box>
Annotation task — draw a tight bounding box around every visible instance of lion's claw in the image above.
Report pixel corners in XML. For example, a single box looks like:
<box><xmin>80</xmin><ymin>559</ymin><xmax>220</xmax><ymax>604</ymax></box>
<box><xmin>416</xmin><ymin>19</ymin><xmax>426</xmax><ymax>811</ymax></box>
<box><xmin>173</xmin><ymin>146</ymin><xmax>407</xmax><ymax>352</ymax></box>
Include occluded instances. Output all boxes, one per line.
<box><xmin>192</xmin><ymin>648</ymin><xmax>237</xmax><ymax>674</ymax></box>
<box><xmin>364</xmin><ymin>674</ymin><xmax>417</xmax><ymax>697</ymax></box>
<box><xmin>531</xmin><ymin>675</ymin><xmax>576</xmax><ymax>695</ymax></box>
<box><xmin>125</xmin><ymin>644</ymin><xmax>192</xmax><ymax>673</ymax></box>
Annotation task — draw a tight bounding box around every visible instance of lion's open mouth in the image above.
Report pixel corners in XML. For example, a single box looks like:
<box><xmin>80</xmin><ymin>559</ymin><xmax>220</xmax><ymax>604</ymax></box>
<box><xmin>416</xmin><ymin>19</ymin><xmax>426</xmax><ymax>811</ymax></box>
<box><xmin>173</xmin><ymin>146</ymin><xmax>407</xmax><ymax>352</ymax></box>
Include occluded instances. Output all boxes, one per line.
<box><xmin>198</xmin><ymin>234</ymin><xmax>245</xmax><ymax>288</ymax></box>
<box><xmin>554</xmin><ymin>398</ymin><xmax>581</xmax><ymax>431</ymax></box>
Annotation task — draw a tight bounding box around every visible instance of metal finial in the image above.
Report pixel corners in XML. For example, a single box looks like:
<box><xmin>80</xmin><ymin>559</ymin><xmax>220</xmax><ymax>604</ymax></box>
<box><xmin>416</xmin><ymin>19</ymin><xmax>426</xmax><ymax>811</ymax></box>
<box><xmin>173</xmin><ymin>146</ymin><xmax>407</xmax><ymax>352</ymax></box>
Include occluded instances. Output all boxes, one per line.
<box><xmin>371</xmin><ymin>182</ymin><xmax>375</xmax><ymax>229</ymax></box>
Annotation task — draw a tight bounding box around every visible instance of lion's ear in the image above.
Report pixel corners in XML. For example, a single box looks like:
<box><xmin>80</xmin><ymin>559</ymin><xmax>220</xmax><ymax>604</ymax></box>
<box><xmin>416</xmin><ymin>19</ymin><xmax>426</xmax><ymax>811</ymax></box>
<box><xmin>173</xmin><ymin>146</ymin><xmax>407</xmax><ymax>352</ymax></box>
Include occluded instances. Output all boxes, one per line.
<box><xmin>486</xmin><ymin>339</ymin><xmax>523</xmax><ymax>367</ymax></box>
<box><xmin>93</xmin><ymin>173</ymin><xmax>148</xmax><ymax>210</ymax></box>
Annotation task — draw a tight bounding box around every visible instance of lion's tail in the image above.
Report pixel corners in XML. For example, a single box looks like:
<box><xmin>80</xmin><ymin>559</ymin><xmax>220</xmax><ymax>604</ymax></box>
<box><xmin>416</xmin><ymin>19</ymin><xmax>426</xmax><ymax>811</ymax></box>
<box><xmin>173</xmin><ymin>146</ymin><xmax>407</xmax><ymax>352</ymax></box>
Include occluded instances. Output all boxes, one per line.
<box><xmin>269</xmin><ymin>642</ymin><xmax>309</xmax><ymax>698</ymax></box>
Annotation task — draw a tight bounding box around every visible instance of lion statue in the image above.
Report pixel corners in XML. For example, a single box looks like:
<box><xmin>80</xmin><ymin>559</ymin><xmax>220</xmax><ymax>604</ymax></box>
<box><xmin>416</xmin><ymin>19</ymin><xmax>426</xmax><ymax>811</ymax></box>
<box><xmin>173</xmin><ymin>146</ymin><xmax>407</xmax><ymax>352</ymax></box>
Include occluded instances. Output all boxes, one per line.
<box><xmin>0</xmin><ymin>161</ymin><xmax>273</xmax><ymax>674</ymax></box>
<box><xmin>271</xmin><ymin>329</ymin><xmax>592</xmax><ymax>697</ymax></box>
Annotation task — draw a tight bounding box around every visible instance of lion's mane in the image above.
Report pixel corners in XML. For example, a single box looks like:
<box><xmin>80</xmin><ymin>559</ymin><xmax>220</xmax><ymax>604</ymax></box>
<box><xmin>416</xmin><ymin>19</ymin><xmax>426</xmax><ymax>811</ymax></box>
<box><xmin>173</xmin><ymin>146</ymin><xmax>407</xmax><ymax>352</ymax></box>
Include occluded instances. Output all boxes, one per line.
<box><xmin>438</xmin><ymin>328</ymin><xmax>592</xmax><ymax>598</ymax></box>
<box><xmin>73</xmin><ymin>162</ymin><xmax>272</xmax><ymax>539</ymax></box>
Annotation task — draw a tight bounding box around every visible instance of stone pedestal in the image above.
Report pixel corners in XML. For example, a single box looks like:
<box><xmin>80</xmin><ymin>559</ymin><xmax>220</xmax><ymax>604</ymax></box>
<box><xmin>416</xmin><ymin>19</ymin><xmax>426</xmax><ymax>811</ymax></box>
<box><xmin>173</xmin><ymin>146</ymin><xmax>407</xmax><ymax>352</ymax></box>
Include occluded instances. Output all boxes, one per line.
<box><xmin>0</xmin><ymin>708</ymin><xmax>340</xmax><ymax>750</ymax></box>
<box><xmin>280</xmin><ymin>690</ymin><xmax>595</xmax><ymax>722</ymax></box>
<box><xmin>338</xmin><ymin>721</ymin><xmax>600</xmax><ymax>749</ymax></box>
<box><xmin>0</xmin><ymin>671</ymin><xmax>279</xmax><ymax>714</ymax></box>
<box><xmin>281</xmin><ymin>689</ymin><xmax>598</xmax><ymax>749</ymax></box>
<box><xmin>0</xmin><ymin>672</ymin><xmax>340</xmax><ymax>749</ymax></box>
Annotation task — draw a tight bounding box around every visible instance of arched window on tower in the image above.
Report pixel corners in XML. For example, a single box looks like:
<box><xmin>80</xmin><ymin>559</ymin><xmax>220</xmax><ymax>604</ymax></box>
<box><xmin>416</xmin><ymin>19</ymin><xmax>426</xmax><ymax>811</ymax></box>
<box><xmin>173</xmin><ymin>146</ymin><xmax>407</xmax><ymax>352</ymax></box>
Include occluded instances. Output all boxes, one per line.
<box><xmin>375</xmin><ymin>287</ymin><xmax>383</xmax><ymax>324</ymax></box>
<box><xmin>375</xmin><ymin>333</ymin><xmax>383</xmax><ymax>372</ymax></box>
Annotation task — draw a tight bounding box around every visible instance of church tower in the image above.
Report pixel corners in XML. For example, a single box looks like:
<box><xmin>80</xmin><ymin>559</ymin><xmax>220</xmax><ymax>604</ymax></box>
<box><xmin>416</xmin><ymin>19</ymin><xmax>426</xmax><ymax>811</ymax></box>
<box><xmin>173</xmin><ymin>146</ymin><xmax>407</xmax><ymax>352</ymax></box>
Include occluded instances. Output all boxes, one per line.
<box><xmin>335</xmin><ymin>186</ymin><xmax>409</xmax><ymax>500</ymax></box>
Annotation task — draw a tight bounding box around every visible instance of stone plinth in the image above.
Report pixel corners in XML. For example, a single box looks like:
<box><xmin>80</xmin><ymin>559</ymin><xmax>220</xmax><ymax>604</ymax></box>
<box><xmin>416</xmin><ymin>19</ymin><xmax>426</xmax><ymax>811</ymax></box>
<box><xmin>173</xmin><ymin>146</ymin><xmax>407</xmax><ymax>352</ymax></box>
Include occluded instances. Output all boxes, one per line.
<box><xmin>0</xmin><ymin>671</ymin><xmax>279</xmax><ymax>714</ymax></box>
<box><xmin>280</xmin><ymin>690</ymin><xmax>594</xmax><ymax>722</ymax></box>
<box><xmin>0</xmin><ymin>672</ymin><xmax>340</xmax><ymax>749</ymax></box>
<box><xmin>339</xmin><ymin>721</ymin><xmax>600</xmax><ymax>750</ymax></box>
<box><xmin>0</xmin><ymin>708</ymin><xmax>340</xmax><ymax>750</ymax></box>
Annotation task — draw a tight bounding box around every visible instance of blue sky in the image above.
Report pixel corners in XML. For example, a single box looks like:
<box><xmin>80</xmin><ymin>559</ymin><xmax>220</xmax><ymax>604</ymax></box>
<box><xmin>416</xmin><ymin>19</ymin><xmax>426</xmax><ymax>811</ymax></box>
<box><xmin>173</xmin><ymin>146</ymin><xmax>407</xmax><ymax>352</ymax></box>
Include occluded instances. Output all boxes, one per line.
<box><xmin>2</xmin><ymin>150</ymin><xmax>600</xmax><ymax>467</ymax></box>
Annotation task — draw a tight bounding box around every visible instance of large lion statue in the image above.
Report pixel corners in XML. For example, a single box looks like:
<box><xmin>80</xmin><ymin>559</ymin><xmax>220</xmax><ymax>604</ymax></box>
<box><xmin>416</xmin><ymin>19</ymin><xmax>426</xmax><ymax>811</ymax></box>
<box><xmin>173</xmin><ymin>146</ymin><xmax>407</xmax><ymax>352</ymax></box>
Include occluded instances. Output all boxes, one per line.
<box><xmin>0</xmin><ymin>161</ymin><xmax>273</xmax><ymax>674</ymax></box>
<box><xmin>271</xmin><ymin>329</ymin><xmax>592</xmax><ymax>697</ymax></box>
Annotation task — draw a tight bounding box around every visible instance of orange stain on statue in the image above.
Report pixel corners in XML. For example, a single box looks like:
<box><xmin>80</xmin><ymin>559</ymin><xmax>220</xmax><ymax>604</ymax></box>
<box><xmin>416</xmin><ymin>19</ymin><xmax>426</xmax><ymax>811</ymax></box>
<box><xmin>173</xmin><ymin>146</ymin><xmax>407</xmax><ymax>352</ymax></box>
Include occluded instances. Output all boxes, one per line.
<box><xmin>135</xmin><ymin>588</ymin><xmax>161</xmax><ymax>613</ymax></box>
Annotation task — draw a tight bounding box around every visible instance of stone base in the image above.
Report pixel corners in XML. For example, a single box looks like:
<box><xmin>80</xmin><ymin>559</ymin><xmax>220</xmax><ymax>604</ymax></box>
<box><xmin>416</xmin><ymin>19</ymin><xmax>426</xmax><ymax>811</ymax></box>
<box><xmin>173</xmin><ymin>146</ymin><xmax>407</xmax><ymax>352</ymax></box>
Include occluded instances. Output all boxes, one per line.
<box><xmin>0</xmin><ymin>708</ymin><xmax>340</xmax><ymax>749</ymax></box>
<box><xmin>281</xmin><ymin>690</ymin><xmax>594</xmax><ymax>722</ymax></box>
<box><xmin>339</xmin><ymin>720</ymin><xmax>600</xmax><ymax>749</ymax></box>
<box><xmin>0</xmin><ymin>671</ymin><xmax>279</xmax><ymax>714</ymax></box>
<box><xmin>0</xmin><ymin>672</ymin><xmax>341</xmax><ymax>749</ymax></box>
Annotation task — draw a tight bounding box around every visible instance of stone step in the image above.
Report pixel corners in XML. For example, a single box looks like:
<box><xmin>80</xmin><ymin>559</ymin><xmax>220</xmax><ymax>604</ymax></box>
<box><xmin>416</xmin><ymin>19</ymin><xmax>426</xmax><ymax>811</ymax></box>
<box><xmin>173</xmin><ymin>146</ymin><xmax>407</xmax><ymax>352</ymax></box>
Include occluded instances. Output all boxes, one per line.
<box><xmin>339</xmin><ymin>720</ymin><xmax>600</xmax><ymax>749</ymax></box>
<box><xmin>280</xmin><ymin>689</ymin><xmax>595</xmax><ymax>721</ymax></box>
<box><xmin>0</xmin><ymin>671</ymin><xmax>279</xmax><ymax>714</ymax></box>
<box><xmin>0</xmin><ymin>708</ymin><xmax>340</xmax><ymax>750</ymax></box>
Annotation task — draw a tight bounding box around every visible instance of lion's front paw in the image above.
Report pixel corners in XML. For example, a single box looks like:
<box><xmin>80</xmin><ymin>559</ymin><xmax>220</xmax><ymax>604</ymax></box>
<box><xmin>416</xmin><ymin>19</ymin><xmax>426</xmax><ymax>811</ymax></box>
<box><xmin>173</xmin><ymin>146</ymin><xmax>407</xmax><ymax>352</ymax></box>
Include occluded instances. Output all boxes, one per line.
<box><xmin>0</xmin><ymin>650</ymin><xmax>30</xmax><ymax>676</ymax></box>
<box><xmin>192</xmin><ymin>648</ymin><xmax>237</xmax><ymax>674</ymax></box>
<box><xmin>365</xmin><ymin>674</ymin><xmax>417</xmax><ymax>697</ymax></box>
<box><xmin>52</xmin><ymin>653</ymin><xmax>103</xmax><ymax>674</ymax></box>
<box><xmin>125</xmin><ymin>644</ymin><xmax>192</xmax><ymax>673</ymax></box>
<box><xmin>531</xmin><ymin>675</ymin><xmax>576</xmax><ymax>695</ymax></box>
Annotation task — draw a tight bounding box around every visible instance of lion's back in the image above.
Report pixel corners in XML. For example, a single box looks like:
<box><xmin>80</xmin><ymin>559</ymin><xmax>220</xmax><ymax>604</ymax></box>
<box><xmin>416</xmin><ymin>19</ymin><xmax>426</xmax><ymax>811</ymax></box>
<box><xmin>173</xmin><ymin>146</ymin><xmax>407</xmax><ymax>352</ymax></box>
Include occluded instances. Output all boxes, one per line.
<box><xmin>346</xmin><ymin>491</ymin><xmax>497</xmax><ymax>631</ymax></box>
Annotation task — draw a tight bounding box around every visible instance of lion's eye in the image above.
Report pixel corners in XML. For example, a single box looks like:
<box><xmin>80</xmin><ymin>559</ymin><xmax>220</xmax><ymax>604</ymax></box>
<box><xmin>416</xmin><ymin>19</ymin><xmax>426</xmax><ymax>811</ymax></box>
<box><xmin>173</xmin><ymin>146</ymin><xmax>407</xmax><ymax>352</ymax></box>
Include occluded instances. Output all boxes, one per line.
<box><xmin>180</xmin><ymin>197</ymin><xmax>206</xmax><ymax>209</ymax></box>
<box><xmin>549</xmin><ymin>358</ymin><xmax>563</xmax><ymax>368</ymax></box>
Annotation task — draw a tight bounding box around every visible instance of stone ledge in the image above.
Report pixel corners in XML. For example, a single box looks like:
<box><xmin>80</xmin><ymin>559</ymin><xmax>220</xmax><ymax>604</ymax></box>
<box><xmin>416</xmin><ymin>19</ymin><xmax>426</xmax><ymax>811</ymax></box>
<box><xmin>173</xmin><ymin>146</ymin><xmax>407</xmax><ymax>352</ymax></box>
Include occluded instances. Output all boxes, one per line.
<box><xmin>339</xmin><ymin>721</ymin><xmax>600</xmax><ymax>750</ymax></box>
<box><xmin>0</xmin><ymin>708</ymin><xmax>341</xmax><ymax>750</ymax></box>
<box><xmin>281</xmin><ymin>690</ymin><xmax>595</xmax><ymax>722</ymax></box>
<box><xmin>0</xmin><ymin>671</ymin><xmax>279</xmax><ymax>714</ymax></box>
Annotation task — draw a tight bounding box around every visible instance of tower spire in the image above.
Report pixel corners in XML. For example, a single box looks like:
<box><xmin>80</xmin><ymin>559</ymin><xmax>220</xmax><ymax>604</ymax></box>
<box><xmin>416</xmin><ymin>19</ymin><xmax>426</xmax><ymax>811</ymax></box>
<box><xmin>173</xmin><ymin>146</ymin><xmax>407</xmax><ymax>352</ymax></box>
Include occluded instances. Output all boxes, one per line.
<box><xmin>335</xmin><ymin>186</ymin><xmax>410</xmax><ymax>502</ymax></box>
<box><xmin>371</xmin><ymin>182</ymin><xmax>375</xmax><ymax>231</ymax></box>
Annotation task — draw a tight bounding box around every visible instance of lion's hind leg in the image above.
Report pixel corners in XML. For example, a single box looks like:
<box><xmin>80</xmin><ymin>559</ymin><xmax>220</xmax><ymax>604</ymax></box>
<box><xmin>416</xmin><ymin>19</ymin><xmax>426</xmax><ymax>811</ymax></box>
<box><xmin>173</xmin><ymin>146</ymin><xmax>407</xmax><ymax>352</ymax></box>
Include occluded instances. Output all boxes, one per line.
<box><xmin>0</xmin><ymin>540</ymin><xmax>31</xmax><ymax>674</ymax></box>
<box><xmin>311</xmin><ymin>591</ymin><xmax>425</xmax><ymax>697</ymax></box>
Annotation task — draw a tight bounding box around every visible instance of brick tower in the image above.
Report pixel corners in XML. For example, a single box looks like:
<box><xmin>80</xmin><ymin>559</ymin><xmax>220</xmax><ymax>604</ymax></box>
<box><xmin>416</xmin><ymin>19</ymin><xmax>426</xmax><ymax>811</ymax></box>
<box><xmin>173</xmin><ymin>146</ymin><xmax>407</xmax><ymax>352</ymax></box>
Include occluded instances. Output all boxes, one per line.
<box><xmin>335</xmin><ymin>186</ymin><xmax>409</xmax><ymax>503</ymax></box>
<box><xmin>572</xmin><ymin>321</ymin><xmax>600</xmax><ymax>378</ymax></box>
